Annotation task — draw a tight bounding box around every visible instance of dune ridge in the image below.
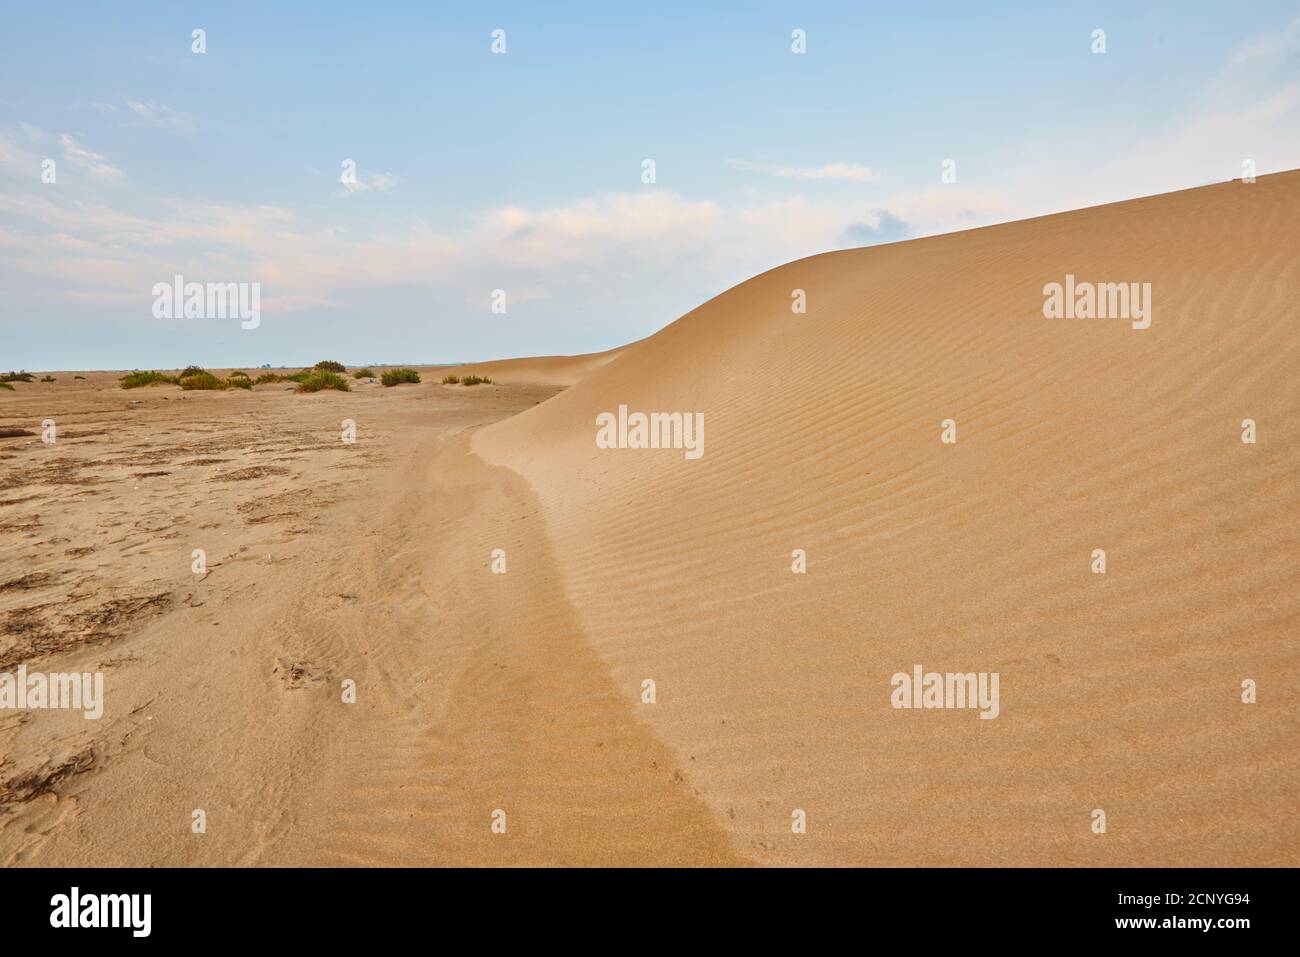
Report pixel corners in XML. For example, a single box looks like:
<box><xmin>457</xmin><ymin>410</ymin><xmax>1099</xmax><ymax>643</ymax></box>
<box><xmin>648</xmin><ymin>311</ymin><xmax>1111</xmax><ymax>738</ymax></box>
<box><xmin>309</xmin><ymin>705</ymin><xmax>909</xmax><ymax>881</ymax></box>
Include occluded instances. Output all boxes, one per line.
<box><xmin>474</xmin><ymin>172</ymin><xmax>1300</xmax><ymax>865</ymax></box>
<box><xmin>446</xmin><ymin>346</ymin><xmax>628</xmax><ymax>387</ymax></box>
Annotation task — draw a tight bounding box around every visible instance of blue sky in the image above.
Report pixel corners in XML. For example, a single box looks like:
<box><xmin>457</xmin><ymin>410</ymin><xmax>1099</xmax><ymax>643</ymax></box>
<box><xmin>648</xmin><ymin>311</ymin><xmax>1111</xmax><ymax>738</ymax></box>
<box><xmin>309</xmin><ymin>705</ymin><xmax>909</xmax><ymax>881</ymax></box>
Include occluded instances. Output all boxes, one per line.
<box><xmin>2</xmin><ymin>1</ymin><xmax>1299</xmax><ymax>370</ymax></box>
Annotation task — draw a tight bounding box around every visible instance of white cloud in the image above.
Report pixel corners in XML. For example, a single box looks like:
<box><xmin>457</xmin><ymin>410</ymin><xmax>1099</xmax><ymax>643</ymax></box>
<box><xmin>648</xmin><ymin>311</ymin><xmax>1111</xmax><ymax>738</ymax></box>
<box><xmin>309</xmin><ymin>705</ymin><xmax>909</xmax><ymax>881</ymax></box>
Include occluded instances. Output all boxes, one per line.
<box><xmin>59</xmin><ymin>134</ymin><xmax>123</xmax><ymax>180</ymax></box>
<box><xmin>0</xmin><ymin>186</ymin><xmax>847</xmax><ymax>321</ymax></box>
<box><xmin>478</xmin><ymin>192</ymin><xmax>722</xmax><ymax>266</ymax></box>
<box><xmin>124</xmin><ymin>98</ymin><xmax>193</xmax><ymax>131</ymax></box>
<box><xmin>727</xmin><ymin>158</ymin><xmax>881</xmax><ymax>183</ymax></box>
<box><xmin>0</xmin><ymin>127</ymin><xmax>42</xmax><ymax>170</ymax></box>
<box><xmin>1228</xmin><ymin>11</ymin><xmax>1300</xmax><ymax>69</ymax></box>
<box><xmin>339</xmin><ymin>170</ymin><xmax>398</xmax><ymax>194</ymax></box>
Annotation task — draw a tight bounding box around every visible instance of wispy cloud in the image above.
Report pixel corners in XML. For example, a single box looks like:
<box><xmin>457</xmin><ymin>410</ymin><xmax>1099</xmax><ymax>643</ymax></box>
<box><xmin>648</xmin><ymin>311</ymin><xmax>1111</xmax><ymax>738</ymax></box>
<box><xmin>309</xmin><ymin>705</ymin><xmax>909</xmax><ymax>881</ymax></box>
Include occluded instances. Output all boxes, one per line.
<box><xmin>727</xmin><ymin>158</ymin><xmax>881</xmax><ymax>183</ymax></box>
<box><xmin>339</xmin><ymin>170</ymin><xmax>398</xmax><ymax>194</ymax></box>
<box><xmin>0</xmin><ymin>124</ymin><xmax>45</xmax><ymax>169</ymax></box>
<box><xmin>0</xmin><ymin>174</ymin><xmax>1025</xmax><ymax>338</ymax></box>
<box><xmin>124</xmin><ymin>98</ymin><xmax>193</xmax><ymax>131</ymax></box>
<box><xmin>59</xmin><ymin>134</ymin><xmax>123</xmax><ymax>180</ymax></box>
<box><xmin>1228</xmin><ymin>11</ymin><xmax>1300</xmax><ymax>69</ymax></box>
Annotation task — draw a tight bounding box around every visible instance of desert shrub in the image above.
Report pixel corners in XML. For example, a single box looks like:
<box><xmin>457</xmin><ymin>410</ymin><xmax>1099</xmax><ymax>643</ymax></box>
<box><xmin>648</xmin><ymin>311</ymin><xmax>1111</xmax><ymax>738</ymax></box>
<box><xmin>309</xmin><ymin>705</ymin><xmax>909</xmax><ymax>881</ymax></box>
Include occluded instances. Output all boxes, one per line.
<box><xmin>440</xmin><ymin>374</ymin><xmax>460</xmax><ymax>384</ymax></box>
<box><xmin>120</xmin><ymin>371</ymin><xmax>179</xmax><ymax>389</ymax></box>
<box><xmin>74</xmin><ymin>375</ymin><xmax>86</xmax><ymax>380</ymax></box>
<box><xmin>0</xmin><ymin>382</ymin><xmax>12</xmax><ymax>391</ymax></box>
<box><xmin>256</xmin><ymin>370</ymin><xmax>310</xmax><ymax>384</ymax></box>
<box><xmin>296</xmin><ymin>370</ymin><xmax>350</xmax><ymax>393</ymax></box>
<box><xmin>1</xmin><ymin>371</ymin><xmax>35</xmax><ymax>382</ymax></box>
<box><xmin>313</xmin><ymin>360</ymin><xmax>347</xmax><ymax>373</ymax></box>
<box><xmin>228</xmin><ymin>376</ymin><xmax>253</xmax><ymax>390</ymax></box>
<box><xmin>381</xmin><ymin>368</ymin><xmax>421</xmax><ymax>387</ymax></box>
<box><xmin>180</xmin><ymin>372</ymin><xmax>227</xmax><ymax>391</ymax></box>
<box><xmin>179</xmin><ymin>365</ymin><xmax>206</xmax><ymax>378</ymax></box>
<box><xmin>41</xmin><ymin>376</ymin><xmax>55</xmax><ymax>382</ymax></box>
<box><xmin>227</xmin><ymin>370</ymin><xmax>249</xmax><ymax>378</ymax></box>
<box><xmin>460</xmin><ymin>375</ymin><xmax>492</xmax><ymax>386</ymax></box>
<box><xmin>353</xmin><ymin>368</ymin><xmax>374</xmax><ymax>379</ymax></box>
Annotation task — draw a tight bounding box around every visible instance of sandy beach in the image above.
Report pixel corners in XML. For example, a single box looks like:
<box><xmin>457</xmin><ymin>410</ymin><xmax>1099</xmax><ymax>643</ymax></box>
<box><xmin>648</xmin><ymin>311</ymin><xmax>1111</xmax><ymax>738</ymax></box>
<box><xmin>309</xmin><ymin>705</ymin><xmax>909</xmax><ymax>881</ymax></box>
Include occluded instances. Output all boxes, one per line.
<box><xmin>2</xmin><ymin>173</ymin><xmax>1297</xmax><ymax>866</ymax></box>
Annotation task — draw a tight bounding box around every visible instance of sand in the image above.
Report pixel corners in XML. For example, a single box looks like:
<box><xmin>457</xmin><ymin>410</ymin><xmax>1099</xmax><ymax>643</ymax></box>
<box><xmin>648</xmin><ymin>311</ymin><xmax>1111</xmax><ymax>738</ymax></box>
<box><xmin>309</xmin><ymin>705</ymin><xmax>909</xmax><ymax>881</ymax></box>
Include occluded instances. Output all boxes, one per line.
<box><xmin>443</xmin><ymin>346</ymin><xmax>627</xmax><ymax>387</ymax></box>
<box><xmin>2</xmin><ymin>172</ymin><xmax>1297</xmax><ymax>866</ymax></box>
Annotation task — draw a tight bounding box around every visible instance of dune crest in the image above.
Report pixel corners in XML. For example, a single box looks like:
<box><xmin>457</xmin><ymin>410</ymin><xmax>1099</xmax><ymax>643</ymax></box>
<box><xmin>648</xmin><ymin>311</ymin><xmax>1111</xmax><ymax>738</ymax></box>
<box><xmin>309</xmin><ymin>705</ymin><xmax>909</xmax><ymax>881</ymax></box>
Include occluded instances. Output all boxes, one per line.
<box><xmin>475</xmin><ymin>173</ymin><xmax>1300</xmax><ymax>865</ymax></box>
<box><xmin>447</xmin><ymin>346</ymin><xmax>627</xmax><ymax>387</ymax></box>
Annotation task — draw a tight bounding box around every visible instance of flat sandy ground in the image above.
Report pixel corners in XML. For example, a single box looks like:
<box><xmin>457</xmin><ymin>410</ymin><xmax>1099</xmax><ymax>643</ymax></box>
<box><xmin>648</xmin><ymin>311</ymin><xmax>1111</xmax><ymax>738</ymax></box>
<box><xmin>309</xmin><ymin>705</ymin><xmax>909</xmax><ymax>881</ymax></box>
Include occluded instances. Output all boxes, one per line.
<box><xmin>2</xmin><ymin>173</ymin><xmax>1297</xmax><ymax>866</ymax></box>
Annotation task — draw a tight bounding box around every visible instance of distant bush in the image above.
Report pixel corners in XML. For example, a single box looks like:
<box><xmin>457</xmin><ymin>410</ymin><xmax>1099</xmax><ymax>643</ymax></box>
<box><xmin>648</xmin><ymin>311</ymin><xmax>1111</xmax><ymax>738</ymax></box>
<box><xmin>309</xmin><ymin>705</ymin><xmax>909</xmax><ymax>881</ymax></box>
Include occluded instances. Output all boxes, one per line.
<box><xmin>440</xmin><ymin>374</ymin><xmax>460</xmax><ymax>384</ymax></box>
<box><xmin>255</xmin><ymin>370</ymin><xmax>310</xmax><ymax>385</ymax></box>
<box><xmin>179</xmin><ymin>366</ymin><xmax>206</xmax><ymax>378</ymax></box>
<box><xmin>0</xmin><ymin>382</ymin><xmax>13</xmax><ymax>391</ymax></box>
<box><xmin>1</xmin><ymin>371</ymin><xmax>35</xmax><ymax>383</ymax></box>
<box><xmin>296</xmin><ymin>370</ymin><xmax>350</xmax><ymax>393</ymax></box>
<box><xmin>381</xmin><ymin>368</ymin><xmax>421</xmax><ymax>387</ymax></box>
<box><xmin>460</xmin><ymin>375</ymin><xmax>492</xmax><ymax>386</ymax></box>
<box><xmin>227</xmin><ymin>370</ymin><xmax>249</xmax><ymax>378</ymax></box>
<box><xmin>313</xmin><ymin>360</ymin><xmax>347</xmax><ymax>373</ymax></box>
<box><xmin>229</xmin><ymin>376</ymin><xmax>253</xmax><ymax>390</ymax></box>
<box><xmin>74</xmin><ymin>375</ymin><xmax>86</xmax><ymax>380</ymax></box>
<box><xmin>179</xmin><ymin>371</ymin><xmax>226</xmax><ymax>391</ymax></box>
<box><xmin>120</xmin><ymin>371</ymin><xmax>179</xmax><ymax>389</ymax></box>
<box><xmin>41</xmin><ymin>375</ymin><xmax>55</xmax><ymax>382</ymax></box>
<box><xmin>353</xmin><ymin>368</ymin><xmax>374</xmax><ymax>379</ymax></box>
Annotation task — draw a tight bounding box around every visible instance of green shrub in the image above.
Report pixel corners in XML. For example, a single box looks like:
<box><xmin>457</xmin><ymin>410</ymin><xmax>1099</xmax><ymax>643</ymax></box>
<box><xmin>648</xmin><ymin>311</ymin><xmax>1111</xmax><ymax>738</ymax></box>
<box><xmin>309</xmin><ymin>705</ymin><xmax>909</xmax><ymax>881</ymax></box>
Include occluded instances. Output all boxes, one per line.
<box><xmin>229</xmin><ymin>376</ymin><xmax>253</xmax><ymax>390</ymax></box>
<box><xmin>120</xmin><ymin>371</ymin><xmax>179</xmax><ymax>389</ymax></box>
<box><xmin>460</xmin><ymin>375</ymin><xmax>492</xmax><ymax>386</ymax></box>
<box><xmin>0</xmin><ymin>382</ymin><xmax>12</xmax><ymax>391</ymax></box>
<box><xmin>228</xmin><ymin>370</ymin><xmax>249</xmax><ymax>378</ymax></box>
<box><xmin>313</xmin><ymin>360</ymin><xmax>346</xmax><ymax>373</ymax></box>
<box><xmin>179</xmin><ymin>372</ymin><xmax>226</xmax><ymax>391</ymax></box>
<box><xmin>440</xmin><ymin>374</ymin><xmax>460</xmax><ymax>384</ymax></box>
<box><xmin>179</xmin><ymin>365</ymin><xmax>206</xmax><ymax>378</ymax></box>
<box><xmin>256</xmin><ymin>370</ymin><xmax>310</xmax><ymax>384</ymax></box>
<box><xmin>353</xmin><ymin>368</ymin><xmax>374</xmax><ymax>379</ymax></box>
<box><xmin>381</xmin><ymin>368</ymin><xmax>421</xmax><ymax>387</ymax></box>
<box><xmin>296</xmin><ymin>370</ymin><xmax>350</xmax><ymax>393</ymax></box>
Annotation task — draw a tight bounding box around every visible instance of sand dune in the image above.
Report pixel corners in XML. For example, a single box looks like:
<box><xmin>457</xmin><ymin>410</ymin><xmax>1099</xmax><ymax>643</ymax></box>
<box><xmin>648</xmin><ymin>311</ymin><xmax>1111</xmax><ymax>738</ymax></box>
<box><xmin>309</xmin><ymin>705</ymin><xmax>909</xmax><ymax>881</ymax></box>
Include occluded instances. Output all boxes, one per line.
<box><xmin>474</xmin><ymin>172</ymin><xmax>1300</xmax><ymax>865</ymax></box>
<box><xmin>442</xmin><ymin>346</ymin><xmax>627</xmax><ymax>387</ymax></box>
<box><xmin>2</xmin><ymin>175</ymin><xmax>1296</xmax><ymax>866</ymax></box>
